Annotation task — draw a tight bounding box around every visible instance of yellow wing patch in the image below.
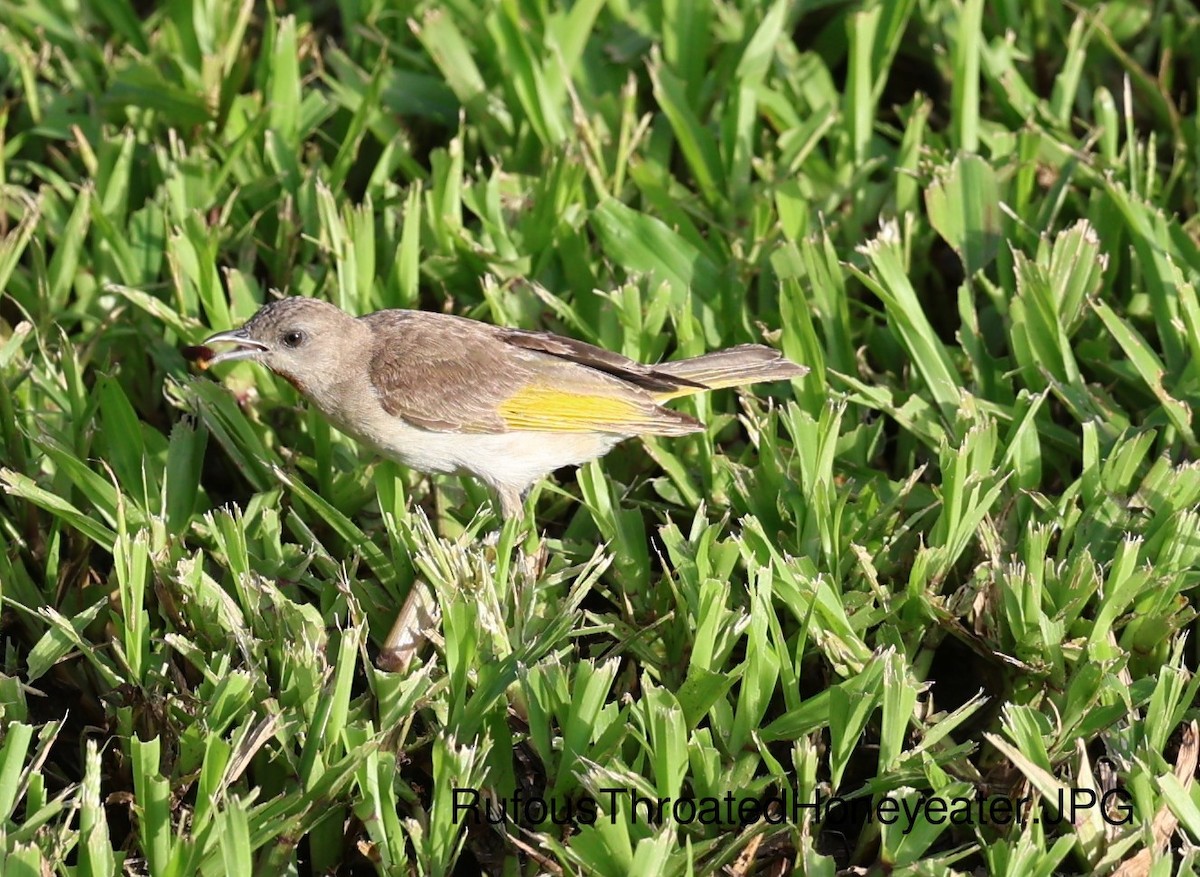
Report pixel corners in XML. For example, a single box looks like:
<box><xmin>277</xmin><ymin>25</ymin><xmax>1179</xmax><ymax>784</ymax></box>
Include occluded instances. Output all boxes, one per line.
<box><xmin>498</xmin><ymin>385</ymin><xmax>672</xmax><ymax>433</ymax></box>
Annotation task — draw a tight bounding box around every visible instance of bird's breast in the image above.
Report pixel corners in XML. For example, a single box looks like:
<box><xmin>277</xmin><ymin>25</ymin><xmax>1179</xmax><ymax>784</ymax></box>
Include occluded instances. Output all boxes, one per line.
<box><xmin>316</xmin><ymin>397</ymin><xmax>624</xmax><ymax>489</ymax></box>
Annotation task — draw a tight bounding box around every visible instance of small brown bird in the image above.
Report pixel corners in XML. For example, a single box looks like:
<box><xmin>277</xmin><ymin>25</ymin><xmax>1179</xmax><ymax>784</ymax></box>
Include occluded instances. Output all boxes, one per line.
<box><xmin>191</xmin><ymin>298</ymin><xmax>807</xmax><ymax>518</ymax></box>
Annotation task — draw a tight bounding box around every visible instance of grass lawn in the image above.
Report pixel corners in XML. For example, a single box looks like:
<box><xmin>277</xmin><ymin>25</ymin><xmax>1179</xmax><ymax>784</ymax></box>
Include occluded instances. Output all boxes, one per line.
<box><xmin>3</xmin><ymin>0</ymin><xmax>1200</xmax><ymax>874</ymax></box>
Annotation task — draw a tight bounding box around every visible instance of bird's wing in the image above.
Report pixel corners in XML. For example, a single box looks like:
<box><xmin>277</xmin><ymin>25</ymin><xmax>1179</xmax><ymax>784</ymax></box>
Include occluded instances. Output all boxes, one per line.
<box><xmin>494</xmin><ymin>383</ymin><xmax>701</xmax><ymax>435</ymax></box>
<box><xmin>364</xmin><ymin>312</ymin><xmax>703</xmax><ymax>436</ymax></box>
<box><xmin>496</xmin><ymin>328</ymin><xmax>709</xmax><ymax>395</ymax></box>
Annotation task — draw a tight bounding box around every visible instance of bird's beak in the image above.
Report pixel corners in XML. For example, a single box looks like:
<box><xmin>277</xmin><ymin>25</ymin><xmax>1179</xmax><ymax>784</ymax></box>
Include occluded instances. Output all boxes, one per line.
<box><xmin>200</xmin><ymin>328</ymin><xmax>269</xmax><ymax>366</ymax></box>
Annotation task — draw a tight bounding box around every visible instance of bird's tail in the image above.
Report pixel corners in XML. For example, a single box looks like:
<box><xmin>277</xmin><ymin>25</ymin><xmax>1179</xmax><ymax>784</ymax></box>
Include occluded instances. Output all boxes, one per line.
<box><xmin>651</xmin><ymin>345</ymin><xmax>808</xmax><ymax>401</ymax></box>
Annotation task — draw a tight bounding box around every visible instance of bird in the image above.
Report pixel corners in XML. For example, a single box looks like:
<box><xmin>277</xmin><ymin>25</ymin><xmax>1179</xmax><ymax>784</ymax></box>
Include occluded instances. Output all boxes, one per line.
<box><xmin>187</xmin><ymin>297</ymin><xmax>808</xmax><ymax>519</ymax></box>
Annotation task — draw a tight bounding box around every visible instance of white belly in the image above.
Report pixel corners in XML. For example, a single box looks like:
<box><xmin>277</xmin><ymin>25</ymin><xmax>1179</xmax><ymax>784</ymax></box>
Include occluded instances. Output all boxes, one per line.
<box><xmin>329</xmin><ymin>405</ymin><xmax>624</xmax><ymax>493</ymax></box>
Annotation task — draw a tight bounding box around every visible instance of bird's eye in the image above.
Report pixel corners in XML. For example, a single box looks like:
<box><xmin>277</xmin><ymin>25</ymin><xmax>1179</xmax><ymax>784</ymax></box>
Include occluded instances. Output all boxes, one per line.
<box><xmin>282</xmin><ymin>329</ymin><xmax>306</xmax><ymax>349</ymax></box>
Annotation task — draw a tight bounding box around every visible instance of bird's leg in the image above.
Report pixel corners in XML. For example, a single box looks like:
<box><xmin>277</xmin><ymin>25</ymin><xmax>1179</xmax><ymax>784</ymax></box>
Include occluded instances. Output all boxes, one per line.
<box><xmin>491</xmin><ymin>486</ymin><xmax>549</xmax><ymax>579</ymax></box>
<box><xmin>498</xmin><ymin>486</ymin><xmax>525</xmax><ymax>522</ymax></box>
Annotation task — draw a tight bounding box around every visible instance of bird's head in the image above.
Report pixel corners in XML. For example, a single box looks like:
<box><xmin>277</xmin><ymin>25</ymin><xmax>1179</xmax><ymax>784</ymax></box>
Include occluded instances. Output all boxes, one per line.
<box><xmin>197</xmin><ymin>297</ymin><xmax>367</xmax><ymax>396</ymax></box>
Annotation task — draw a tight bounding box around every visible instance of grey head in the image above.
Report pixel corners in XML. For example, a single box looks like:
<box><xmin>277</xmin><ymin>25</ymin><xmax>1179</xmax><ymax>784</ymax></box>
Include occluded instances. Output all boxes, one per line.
<box><xmin>200</xmin><ymin>297</ymin><xmax>367</xmax><ymax>395</ymax></box>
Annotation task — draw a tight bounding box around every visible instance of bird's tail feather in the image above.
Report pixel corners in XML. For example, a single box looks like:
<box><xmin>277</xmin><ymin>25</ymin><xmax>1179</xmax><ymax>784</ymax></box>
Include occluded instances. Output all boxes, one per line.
<box><xmin>652</xmin><ymin>345</ymin><xmax>807</xmax><ymax>400</ymax></box>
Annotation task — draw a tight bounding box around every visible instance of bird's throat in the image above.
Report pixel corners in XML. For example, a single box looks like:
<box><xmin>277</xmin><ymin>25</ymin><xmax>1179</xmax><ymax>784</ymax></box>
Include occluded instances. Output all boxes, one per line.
<box><xmin>275</xmin><ymin>370</ymin><xmax>309</xmax><ymax>396</ymax></box>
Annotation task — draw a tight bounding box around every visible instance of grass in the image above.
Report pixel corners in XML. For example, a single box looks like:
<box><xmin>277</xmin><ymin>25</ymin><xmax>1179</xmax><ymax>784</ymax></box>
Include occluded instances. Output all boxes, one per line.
<box><xmin>2</xmin><ymin>0</ymin><xmax>1200</xmax><ymax>874</ymax></box>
